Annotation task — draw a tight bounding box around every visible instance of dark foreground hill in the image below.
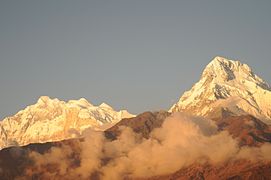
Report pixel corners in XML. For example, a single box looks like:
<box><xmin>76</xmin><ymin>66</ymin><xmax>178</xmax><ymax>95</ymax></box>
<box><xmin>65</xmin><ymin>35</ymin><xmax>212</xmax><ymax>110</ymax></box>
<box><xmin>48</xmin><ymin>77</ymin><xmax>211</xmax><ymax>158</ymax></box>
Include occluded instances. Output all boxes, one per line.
<box><xmin>0</xmin><ymin>111</ymin><xmax>271</xmax><ymax>180</ymax></box>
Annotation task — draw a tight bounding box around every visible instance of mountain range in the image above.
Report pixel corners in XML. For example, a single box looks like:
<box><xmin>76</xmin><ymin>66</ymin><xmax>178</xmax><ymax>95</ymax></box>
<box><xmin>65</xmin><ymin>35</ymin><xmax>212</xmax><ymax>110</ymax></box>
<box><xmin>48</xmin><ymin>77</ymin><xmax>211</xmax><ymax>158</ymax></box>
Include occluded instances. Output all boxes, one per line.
<box><xmin>0</xmin><ymin>96</ymin><xmax>133</xmax><ymax>149</ymax></box>
<box><xmin>0</xmin><ymin>56</ymin><xmax>270</xmax><ymax>179</ymax></box>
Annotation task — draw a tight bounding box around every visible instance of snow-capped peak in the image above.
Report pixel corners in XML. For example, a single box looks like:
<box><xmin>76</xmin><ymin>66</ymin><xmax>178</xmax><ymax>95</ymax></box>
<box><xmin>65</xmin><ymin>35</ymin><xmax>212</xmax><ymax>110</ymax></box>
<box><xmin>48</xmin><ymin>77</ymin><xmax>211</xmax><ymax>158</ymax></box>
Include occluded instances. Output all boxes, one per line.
<box><xmin>170</xmin><ymin>56</ymin><xmax>271</xmax><ymax>124</ymax></box>
<box><xmin>203</xmin><ymin>56</ymin><xmax>247</xmax><ymax>80</ymax></box>
<box><xmin>37</xmin><ymin>95</ymin><xmax>55</xmax><ymax>104</ymax></box>
<box><xmin>37</xmin><ymin>95</ymin><xmax>51</xmax><ymax>103</ymax></box>
<box><xmin>68</xmin><ymin>98</ymin><xmax>94</xmax><ymax>108</ymax></box>
<box><xmin>202</xmin><ymin>56</ymin><xmax>270</xmax><ymax>89</ymax></box>
<box><xmin>99</xmin><ymin>102</ymin><xmax>113</xmax><ymax>110</ymax></box>
<box><xmin>78</xmin><ymin>98</ymin><xmax>93</xmax><ymax>106</ymax></box>
<box><xmin>0</xmin><ymin>96</ymin><xmax>134</xmax><ymax>149</ymax></box>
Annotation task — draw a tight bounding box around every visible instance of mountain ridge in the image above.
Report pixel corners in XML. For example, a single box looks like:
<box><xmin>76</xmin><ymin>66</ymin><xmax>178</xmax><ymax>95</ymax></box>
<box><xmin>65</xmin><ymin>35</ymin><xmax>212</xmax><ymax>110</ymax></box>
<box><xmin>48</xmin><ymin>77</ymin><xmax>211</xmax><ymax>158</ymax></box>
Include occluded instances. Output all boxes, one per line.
<box><xmin>0</xmin><ymin>96</ymin><xmax>134</xmax><ymax>149</ymax></box>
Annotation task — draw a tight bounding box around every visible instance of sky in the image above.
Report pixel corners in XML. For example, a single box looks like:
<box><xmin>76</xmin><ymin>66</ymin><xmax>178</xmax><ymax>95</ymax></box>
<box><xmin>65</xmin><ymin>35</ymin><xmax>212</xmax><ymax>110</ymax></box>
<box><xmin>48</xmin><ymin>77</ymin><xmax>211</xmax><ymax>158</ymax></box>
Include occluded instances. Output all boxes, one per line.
<box><xmin>0</xmin><ymin>0</ymin><xmax>271</xmax><ymax>119</ymax></box>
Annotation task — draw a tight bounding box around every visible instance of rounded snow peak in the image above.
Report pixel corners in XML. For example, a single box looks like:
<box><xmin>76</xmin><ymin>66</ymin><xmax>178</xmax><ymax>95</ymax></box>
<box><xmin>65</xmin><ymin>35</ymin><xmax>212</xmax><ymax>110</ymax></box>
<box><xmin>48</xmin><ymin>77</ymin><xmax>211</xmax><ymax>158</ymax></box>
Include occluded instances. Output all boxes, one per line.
<box><xmin>78</xmin><ymin>98</ymin><xmax>93</xmax><ymax>106</ymax></box>
<box><xmin>37</xmin><ymin>96</ymin><xmax>52</xmax><ymax>104</ymax></box>
<box><xmin>67</xmin><ymin>97</ymin><xmax>93</xmax><ymax>108</ymax></box>
<box><xmin>36</xmin><ymin>96</ymin><xmax>61</xmax><ymax>108</ymax></box>
<box><xmin>99</xmin><ymin>102</ymin><xmax>113</xmax><ymax>110</ymax></box>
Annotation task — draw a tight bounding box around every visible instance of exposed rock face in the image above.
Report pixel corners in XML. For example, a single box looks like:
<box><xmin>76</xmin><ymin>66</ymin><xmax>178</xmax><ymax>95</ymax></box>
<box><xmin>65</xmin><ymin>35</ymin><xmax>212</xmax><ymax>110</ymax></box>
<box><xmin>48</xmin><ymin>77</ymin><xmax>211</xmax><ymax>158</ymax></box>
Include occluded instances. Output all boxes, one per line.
<box><xmin>170</xmin><ymin>56</ymin><xmax>271</xmax><ymax>124</ymax></box>
<box><xmin>216</xmin><ymin>115</ymin><xmax>271</xmax><ymax>146</ymax></box>
<box><xmin>0</xmin><ymin>139</ymin><xmax>82</xmax><ymax>180</ymax></box>
<box><xmin>107</xmin><ymin>112</ymin><xmax>271</xmax><ymax>147</ymax></box>
<box><xmin>0</xmin><ymin>105</ymin><xmax>270</xmax><ymax>180</ymax></box>
<box><xmin>0</xmin><ymin>96</ymin><xmax>134</xmax><ymax>149</ymax></box>
<box><xmin>105</xmin><ymin>111</ymin><xmax>170</xmax><ymax>139</ymax></box>
<box><xmin>147</xmin><ymin>160</ymin><xmax>271</xmax><ymax>180</ymax></box>
<box><xmin>0</xmin><ymin>114</ymin><xmax>270</xmax><ymax>180</ymax></box>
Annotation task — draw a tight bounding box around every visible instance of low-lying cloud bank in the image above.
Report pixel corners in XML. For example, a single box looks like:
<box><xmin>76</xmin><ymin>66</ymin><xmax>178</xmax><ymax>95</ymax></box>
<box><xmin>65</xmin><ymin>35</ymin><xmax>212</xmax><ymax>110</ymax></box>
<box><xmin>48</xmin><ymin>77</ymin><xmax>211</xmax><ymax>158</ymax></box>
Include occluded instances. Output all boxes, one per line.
<box><xmin>21</xmin><ymin>113</ymin><xmax>271</xmax><ymax>179</ymax></box>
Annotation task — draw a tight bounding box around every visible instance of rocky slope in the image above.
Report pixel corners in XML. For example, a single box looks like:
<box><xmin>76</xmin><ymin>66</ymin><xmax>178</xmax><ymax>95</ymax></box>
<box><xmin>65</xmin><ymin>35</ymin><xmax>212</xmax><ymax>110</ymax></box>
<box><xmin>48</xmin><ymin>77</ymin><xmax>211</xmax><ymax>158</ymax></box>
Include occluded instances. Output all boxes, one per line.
<box><xmin>0</xmin><ymin>139</ymin><xmax>81</xmax><ymax>180</ymax></box>
<box><xmin>170</xmin><ymin>56</ymin><xmax>271</xmax><ymax>124</ymax></box>
<box><xmin>105</xmin><ymin>110</ymin><xmax>170</xmax><ymax>139</ymax></box>
<box><xmin>147</xmin><ymin>160</ymin><xmax>271</xmax><ymax>180</ymax></box>
<box><xmin>216</xmin><ymin>115</ymin><xmax>271</xmax><ymax>146</ymax></box>
<box><xmin>107</xmin><ymin>112</ymin><xmax>271</xmax><ymax>147</ymax></box>
<box><xmin>0</xmin><ymin>113</ymin><xmax>270</xmax><ymax>180</ymax></box>
<box><xmin>0</xmin><ymin>96</ymin><xmax>134</xmax><ymax>149</ymax></box>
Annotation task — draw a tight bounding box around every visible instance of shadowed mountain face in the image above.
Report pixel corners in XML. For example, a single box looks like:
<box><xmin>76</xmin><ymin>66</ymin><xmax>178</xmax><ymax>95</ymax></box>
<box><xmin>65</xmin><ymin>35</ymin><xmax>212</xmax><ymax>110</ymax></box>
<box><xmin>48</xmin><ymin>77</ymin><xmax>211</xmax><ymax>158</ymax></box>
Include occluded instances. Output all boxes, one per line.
<box><xmin>105</xmin><ymin>111</ymin><xmax>271</xmax><ymax>147</ymax></box>
<box><xmin>146</xmin><ymin>161</ymin><xmax>271</xmax><ymax>180</ymax></box>
<box><xmin>107</xmin><ymin>113</ymin><xmax>271</xmax><ymax>180</ymax></box>
<box><xmin>0</xmin><ymin>112</ymin><xmax>271</xmax><ymax>180</ymax></box>
<box><xmin>0</xmin><ymin>139</ymin><xmax>82</xmax><ymax>180</ymax></box>
<box><xmin>216</xmin><ymin>115</ymin><xmax>271</xmax><ymax>146</ymax></box>
<box><xmin>0</xmin><ymin>111</ymin><xmax>171</xmax><ymax>179</ymax></box>
<box><xmin>105</xmin><ymin>111</ymin><xmax>170</xmax><ymax>139</ymax></box>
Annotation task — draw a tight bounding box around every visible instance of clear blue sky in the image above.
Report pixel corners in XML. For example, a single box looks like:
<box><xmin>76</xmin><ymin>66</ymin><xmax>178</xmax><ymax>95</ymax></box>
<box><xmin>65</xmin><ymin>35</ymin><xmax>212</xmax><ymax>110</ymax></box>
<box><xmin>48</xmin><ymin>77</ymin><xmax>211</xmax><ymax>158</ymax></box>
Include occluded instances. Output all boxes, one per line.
<box><xmin>0</xmin><ymin>0</ymin><xmax>271</xmax><ymax>119</ymax></box>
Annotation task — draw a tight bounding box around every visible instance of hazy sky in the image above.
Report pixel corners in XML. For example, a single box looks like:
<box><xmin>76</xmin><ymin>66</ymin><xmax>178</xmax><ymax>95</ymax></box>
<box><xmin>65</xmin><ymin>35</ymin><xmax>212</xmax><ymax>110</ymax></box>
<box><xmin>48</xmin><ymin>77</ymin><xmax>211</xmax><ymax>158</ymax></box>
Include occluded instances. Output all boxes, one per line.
<box><xmin>0</xmin><ymin>0</ymin><xmax>271</xmax><ymax>118</ymax></box>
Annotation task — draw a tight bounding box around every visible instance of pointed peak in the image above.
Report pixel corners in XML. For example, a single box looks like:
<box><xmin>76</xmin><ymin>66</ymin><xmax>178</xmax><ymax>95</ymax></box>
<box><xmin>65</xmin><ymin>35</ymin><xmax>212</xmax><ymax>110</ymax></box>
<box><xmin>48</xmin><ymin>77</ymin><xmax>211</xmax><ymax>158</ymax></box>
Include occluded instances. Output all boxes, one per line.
<box><xmin>99</xmin><ymin>102</ymin><xmax>113</xmax><ymax>110</ymax></box>
<box><xmin>212</xmin><ymin>56</ymin><xmax>230</xmax><ymax>62</ymax></box>
<box><xmin>208</xmin><ymin>56</ymin><xmax>252</xmax><ymax>72</ymax></box>
<box><xmin>202</xmin><ymin>56</ymin><xmax>254</xmax><ymax>82</ymax></box>
<box><xmin>212</xmin><ymin>56</ymin><xmax>234</xmax><ymax>62</ymax></box>
<box><xmin>208</xmin><ymin>56</ymin><xmax>243</xmax><ymax>69</ymax></box>
<box><xmin>170</xmin><ymin>56</ymin><xmax>271</xmax><ymax>124</ymax></box>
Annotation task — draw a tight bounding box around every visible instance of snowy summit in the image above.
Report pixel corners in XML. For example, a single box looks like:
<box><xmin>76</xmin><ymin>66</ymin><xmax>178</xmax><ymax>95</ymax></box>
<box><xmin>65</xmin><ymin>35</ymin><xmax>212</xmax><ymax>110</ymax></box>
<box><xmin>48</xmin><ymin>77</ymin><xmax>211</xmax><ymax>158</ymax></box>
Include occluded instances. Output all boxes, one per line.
<box><xmin>0</xmin><ymin>96</ymin><xmax>134</xmax><ymax>149</ymax></box>
<box><xmin>170</xmin><ymin>56</ymin><xmax>271</xmax><ymax>124</ymax></box>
